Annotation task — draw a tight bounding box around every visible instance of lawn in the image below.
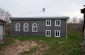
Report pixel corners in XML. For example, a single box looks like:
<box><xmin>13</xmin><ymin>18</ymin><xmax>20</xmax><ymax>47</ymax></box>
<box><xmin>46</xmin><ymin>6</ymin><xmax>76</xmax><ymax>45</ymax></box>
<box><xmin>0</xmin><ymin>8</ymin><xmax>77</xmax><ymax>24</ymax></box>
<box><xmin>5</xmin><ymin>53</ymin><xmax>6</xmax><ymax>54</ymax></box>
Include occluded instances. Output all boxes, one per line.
<box><xmin>0</xmin><ymin>31</ymin><xmax>83</xmax><ymax>55</ymax></box>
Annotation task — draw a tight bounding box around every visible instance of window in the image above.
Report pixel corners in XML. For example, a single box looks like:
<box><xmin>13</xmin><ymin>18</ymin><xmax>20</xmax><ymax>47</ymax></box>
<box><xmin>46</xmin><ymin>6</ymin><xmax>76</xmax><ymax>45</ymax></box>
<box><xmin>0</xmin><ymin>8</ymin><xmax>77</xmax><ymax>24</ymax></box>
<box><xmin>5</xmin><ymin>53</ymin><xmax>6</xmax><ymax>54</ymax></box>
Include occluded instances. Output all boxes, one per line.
<box><xmin>45</xmin><ymin>30</ymin><xmax>51</xmax><ymax>37</ymax></box>
<box><xmin>15</xmin><ymin>23</ymin><xmax>20</xmax><ymax>31</ymax></box>
<box><xmin>23</xmin><ymin>23</ymin><xmax>29</xmax><ymax>32</ymax></box>
<box><xmin>46</xmin><ymin>20</ymin><xmax>51</xmax><ymax>26</ymax></box>
<box><xmin>55</xmin><ymin>20</ymin><xmax>61</xmax><ymax>26</ymax></box>
<box><xmin>55</xmin><ymin>30</ymin><xmax>60</xmax><ymax>37</ymax></box>
<box><xmin>32</xmin><ymin>23</ymin><xmax>38</xmax><ymax>32</ymax></box>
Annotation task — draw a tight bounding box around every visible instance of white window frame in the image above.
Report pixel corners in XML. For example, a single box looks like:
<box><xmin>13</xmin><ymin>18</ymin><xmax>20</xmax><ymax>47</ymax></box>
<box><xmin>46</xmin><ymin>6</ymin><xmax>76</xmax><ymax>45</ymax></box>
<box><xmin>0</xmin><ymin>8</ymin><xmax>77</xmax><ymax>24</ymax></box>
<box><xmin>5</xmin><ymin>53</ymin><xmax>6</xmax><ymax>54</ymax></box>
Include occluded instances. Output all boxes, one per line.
<box><xmin>46</xmin><ymin>20</ymin><xmax>51</xmax><ymax>26</ymax></box>
<box><xmin>45</xmin><ymin>30</ymin><xmax>51</xmax><ymax>37</ymax></box>
<box><xmin>23</xmin><ymin>23</ymin><xmax>29</xmax><ymax>32</ymax></box>
<box><xmin>55</xmin><ymin>30</ymin><xmax>60</xmax><ymax>37</ymax></box>
<box><xmin>32</xmin><ymin>23</ymin><xmax>38</xmax><ymax>32</ymax></box>
<box><xmin>55</xmin><ymin>20</ymin><xmax>61</xmax><ymax>26</ymax></box>
<box><xmin>15</xmin><ymin>23</ymin><xmax>20</xmax><ymax>31</ymax></box>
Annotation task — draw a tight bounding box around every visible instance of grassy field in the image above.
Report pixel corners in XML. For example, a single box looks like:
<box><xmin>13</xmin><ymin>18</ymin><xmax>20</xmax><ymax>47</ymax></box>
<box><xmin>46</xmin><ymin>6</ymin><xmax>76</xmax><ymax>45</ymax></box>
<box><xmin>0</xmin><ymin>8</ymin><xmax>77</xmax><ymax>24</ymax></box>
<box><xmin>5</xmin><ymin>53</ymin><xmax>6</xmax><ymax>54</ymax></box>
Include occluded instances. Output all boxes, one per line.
<box><xmin>0</xmin><ymin>38</ymin><xmax>14</xmax><ymax>51</ymax></box>
<box><xmin>0</xmin><ymin>31</ymin><xmax>83</xmax><ymax>55</ymax></box>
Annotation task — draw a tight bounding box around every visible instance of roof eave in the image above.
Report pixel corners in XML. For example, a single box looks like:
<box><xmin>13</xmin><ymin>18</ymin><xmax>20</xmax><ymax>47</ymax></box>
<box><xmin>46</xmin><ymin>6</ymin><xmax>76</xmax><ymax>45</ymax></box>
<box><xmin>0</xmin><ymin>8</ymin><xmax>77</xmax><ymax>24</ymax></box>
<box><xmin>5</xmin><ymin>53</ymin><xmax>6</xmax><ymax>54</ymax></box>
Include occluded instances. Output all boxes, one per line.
<box><xmin>10</xmin><ymin>16</ymin><xmax>69</xmax><ymax>20</ymax></box>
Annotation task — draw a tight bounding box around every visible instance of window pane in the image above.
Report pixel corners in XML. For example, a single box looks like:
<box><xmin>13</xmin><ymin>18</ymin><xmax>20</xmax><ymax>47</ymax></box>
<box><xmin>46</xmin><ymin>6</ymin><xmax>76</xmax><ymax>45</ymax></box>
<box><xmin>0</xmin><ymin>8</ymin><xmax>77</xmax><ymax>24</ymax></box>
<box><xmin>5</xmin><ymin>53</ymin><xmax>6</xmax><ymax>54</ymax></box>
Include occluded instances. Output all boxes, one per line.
<box><xmin>56</xmin><ymin>31</ymin><xmax>57</xmax><ymax>36</ymax></box>
<box><xmin>58</xmin><ymin>21</ymin><xmax>60</xmax><ymax>25</ymax></box>
<box><xmin>34</xmin><ymin>27</ymin><xmax>36</xmax><ymax>31</ymax></box>
<box><xmin>55</xmin><ymin>30</ymin><xmax>60</xmax><ymax>37</ymax></box>
<box><xmin>56</xmin><ymin>21</ymin><xmax>57</xmax><ymax>25</ymax></box>
<box><xmin>15</xmin><ymin>23</ymin><xmax>20</xmax><ymax>31</ymax></box>
<box><xmin>23</xmin><ymin>23</ymin><xmax>28</xmax><ymax>32</ymax></box>
<box><xmin>57</xmin><ymin>31</ymin><xmax>59</xmax><ymax>36</ymax></box>
<box><xmin>46</xmin><ymin>30</ymin><xmax>51</xmax><ymax>37</ymax></box>
<box><xmin>49</xmin><ymin>21</ymin><xmax>50</xmax><ymax>25</ymax></box>
<box><xmin>32</xmin><ymin>23</ymin><xmax>38</xmax><ymax>32</ymax></box>
<box><xmin>46</xmin><ymin>20</ymin><xmax>51</xmax><ymax>26</ymax></box>
<box><xmin>57</xmin><ymin>21</ymin><xmax>59</xmax><ymax>25</ymax></box>
<box><xmin>55</xmin><ymin>20</ymin><xmax>61</xmax><ymax>26</ymax></box>
<box><xmin>47</xmin><ymin>31</ymin><xmax>48</xmax><ymax>35</ymax></box>
<box><xmin>47</xmin><ymin>21</ymin><xmax>48</xmax><ymax>25</ymax></box>
<box><xmin>25</xmin><ymin>27</ymin><xmax>28</xmax><ymax>31</ymax></box>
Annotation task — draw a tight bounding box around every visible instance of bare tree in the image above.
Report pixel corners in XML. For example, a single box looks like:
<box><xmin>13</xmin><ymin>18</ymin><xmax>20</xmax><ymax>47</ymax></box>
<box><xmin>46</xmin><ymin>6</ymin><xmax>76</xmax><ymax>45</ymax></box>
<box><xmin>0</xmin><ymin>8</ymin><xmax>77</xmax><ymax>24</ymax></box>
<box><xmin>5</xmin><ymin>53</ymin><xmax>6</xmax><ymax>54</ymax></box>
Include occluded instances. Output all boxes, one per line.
<box><xmin>0</xmin><ymin>8</ymin><xmax>11</xmax><ymax>23</ymax></box>
<box><xmin>72</xmin><ymin>17</ymin><xmax>78</xmax><ymax>23</ymax></box>
<box><xmin>0</xmin><ymin>8</ymin><xmax>11</xmax><ymax>36</ymax></box>
<box><xmin>67</xmin><ymin>18</ymin><xmax>71</xmax><ymax>23</ymax></box>
<box><xmin>79</xmin><ymin>18</ymin><xmax>84</xmax><ymax>24</ymax></box>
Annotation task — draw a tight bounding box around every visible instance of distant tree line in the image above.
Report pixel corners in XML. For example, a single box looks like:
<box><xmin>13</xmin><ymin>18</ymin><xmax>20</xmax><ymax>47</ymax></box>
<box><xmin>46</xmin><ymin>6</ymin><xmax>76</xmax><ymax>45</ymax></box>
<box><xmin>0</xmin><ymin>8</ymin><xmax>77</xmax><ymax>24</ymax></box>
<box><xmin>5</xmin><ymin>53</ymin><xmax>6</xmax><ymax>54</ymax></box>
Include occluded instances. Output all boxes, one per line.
<box><xmin>67</xmin><ymin>17</ymin><xmax>83</xmax><ymax>32</ymax></box>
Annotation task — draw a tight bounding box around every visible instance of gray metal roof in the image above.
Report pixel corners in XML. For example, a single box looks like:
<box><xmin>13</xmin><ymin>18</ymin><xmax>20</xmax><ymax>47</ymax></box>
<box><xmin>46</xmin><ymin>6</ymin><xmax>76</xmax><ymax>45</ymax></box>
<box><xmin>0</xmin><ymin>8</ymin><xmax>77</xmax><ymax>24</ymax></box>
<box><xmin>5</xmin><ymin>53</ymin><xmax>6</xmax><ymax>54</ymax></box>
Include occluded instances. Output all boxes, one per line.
<box><xmin>10</xmin><ymin>17</ymin><xmax>69</xmax><ymax>21</ymax></box>
<box><xmin>18</xmin><ymin>11</ymin><xmax>67</xmax><ymax>17</ymax></box>
<box><xmin>10</xmin><ymin>11</ymin><xmax>69</xmax><ymax>20</ymax></box>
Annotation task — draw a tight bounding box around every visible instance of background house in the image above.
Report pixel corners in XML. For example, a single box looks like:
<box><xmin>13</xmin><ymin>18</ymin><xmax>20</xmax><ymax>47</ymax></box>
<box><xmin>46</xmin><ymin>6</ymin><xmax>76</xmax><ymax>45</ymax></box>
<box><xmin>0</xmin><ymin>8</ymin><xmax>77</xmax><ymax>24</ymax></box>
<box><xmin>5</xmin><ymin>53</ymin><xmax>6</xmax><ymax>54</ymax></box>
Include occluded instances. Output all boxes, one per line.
<box><xmin>10</xmin><ymin>17</ymin><xmax>69</xmax><ymax>38</ymax></box>
<box><xmin>10</xmin><ymin>9</ymin><xmax>69</xmax><ymax>38</ymax></box>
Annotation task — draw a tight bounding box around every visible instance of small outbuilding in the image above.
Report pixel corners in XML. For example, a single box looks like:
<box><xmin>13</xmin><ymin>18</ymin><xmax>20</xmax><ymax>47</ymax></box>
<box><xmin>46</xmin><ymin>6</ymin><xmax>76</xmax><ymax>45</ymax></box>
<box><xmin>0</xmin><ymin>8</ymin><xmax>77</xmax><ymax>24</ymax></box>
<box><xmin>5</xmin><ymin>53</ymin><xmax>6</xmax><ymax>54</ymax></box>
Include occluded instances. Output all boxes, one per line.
<box><xmin>0</xmin><ymin>19</ymin><xmax>6</xmax><ymax>41</ymax></box>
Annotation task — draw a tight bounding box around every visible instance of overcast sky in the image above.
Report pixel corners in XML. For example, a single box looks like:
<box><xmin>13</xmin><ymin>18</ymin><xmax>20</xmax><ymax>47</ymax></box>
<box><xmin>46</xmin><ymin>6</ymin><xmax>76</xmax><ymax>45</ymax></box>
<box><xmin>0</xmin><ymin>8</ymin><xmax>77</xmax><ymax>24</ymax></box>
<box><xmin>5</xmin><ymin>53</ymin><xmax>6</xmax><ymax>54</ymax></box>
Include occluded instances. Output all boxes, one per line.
<box><xmin>0</xmin><ymin>0</ymin><xmax>85</xmax><ymax>18</ymax></box>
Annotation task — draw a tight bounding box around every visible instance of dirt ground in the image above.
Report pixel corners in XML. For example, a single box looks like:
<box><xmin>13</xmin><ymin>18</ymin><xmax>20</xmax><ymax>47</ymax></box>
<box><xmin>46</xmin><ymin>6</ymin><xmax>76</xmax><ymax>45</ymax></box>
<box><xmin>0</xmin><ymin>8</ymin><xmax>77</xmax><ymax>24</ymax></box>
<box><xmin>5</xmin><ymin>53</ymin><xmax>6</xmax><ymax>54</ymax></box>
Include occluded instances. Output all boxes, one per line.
<box><xmin>0</xmin><ymin>39</ymin><xmax>48</xmax><ymax>55</ymax></box>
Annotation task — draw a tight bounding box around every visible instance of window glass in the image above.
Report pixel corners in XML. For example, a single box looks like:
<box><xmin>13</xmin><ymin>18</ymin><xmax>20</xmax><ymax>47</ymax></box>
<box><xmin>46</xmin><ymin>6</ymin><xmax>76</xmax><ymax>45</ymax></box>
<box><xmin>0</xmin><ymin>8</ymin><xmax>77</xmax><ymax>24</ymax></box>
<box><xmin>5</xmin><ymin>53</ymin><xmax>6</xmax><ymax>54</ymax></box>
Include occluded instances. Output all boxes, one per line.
<box><xmin>23</xmin><ymin>23</ymin><xmax>29</xmax><ymax>32</ymax></box>
<box><xmin>46</xmin><ymin>20</ymin><xmax>51</xmax><ymax>26</ymax></box>
<box><xmin>32</xmin><ymin>23</ymin><xmax>38</xmax><ymax>32</ymax></box>
<box><xmin>15</xmin><ymin>23</ymin><xmax>20</xmax><ymax>31</ymax></box>
<box><xmin>55</xmin><ymin>20</ymin><xmax>61</xmax><ymax>26</ymax></box>
<box><xmin>55</xmin><ymin>30</ymin><xmax>60</xmax><ymax>37</ymax></box>
<box><xmin>46</xmin><ymin>30</ymin><xmax>51</xmax><ymax>37</ymax></box>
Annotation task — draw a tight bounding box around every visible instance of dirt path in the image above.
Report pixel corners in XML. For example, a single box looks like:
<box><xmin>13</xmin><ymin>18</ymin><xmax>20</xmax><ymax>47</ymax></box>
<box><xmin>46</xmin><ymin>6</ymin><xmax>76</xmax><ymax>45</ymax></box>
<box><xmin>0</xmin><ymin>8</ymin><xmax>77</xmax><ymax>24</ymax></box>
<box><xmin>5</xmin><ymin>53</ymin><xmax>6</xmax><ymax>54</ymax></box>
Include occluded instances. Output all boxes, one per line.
<box><xmin>0</xmin><ymin>39</ymin><xmax>48</xmax><ymax>55</ymax></box>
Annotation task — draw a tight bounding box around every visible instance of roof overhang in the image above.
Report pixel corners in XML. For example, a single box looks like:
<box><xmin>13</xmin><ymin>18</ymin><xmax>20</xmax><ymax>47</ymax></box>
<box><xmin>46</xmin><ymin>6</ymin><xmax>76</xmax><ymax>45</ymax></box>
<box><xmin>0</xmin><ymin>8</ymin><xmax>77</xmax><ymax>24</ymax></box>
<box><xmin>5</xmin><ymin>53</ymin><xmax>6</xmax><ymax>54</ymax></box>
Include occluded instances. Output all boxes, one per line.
<box><xmin>10</xmin><ymin>16</ymin><xmax>70</xmax><ymax>21</ymax></box>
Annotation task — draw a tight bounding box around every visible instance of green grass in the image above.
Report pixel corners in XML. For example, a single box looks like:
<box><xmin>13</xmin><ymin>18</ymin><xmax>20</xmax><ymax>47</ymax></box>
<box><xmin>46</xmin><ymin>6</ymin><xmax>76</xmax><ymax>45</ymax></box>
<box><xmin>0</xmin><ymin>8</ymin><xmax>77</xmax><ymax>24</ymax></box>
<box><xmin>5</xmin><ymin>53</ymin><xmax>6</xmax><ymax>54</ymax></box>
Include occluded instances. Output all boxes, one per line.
<box><xmin>17</xmin><ymin>32</ymin><xmax>82</xmax><ymax>55</ymax></box>
<box><xmin>0</xmin><ymin>38</ymin><xmax>14</xmax><ymax>51</ymax></box>
<box><xmin>43</xmin><ymin>32</ymin><xmax>82</xmax><ymax>55</ymax></box>
<box><xmin>0</xmin><ymin>31</ymin><xmax>83</xmax><ymax>55</ymax></box>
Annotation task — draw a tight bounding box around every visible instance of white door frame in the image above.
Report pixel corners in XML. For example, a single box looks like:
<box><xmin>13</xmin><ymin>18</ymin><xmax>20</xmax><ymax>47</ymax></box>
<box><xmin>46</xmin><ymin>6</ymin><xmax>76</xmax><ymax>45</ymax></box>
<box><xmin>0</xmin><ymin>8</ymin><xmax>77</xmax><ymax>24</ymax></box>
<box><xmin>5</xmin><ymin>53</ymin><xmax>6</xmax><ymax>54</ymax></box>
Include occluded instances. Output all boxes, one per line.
<box><xmin>54</xmin><ymin>30</ymin><xmax>60</xmax><ymax>37</ymax></box>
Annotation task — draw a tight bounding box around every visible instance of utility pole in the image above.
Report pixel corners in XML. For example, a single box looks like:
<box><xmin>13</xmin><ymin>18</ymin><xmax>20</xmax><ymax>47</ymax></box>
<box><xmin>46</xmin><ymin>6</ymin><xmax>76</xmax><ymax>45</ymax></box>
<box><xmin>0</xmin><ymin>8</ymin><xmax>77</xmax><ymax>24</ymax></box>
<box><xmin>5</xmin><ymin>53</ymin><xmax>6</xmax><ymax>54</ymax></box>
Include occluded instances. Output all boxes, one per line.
<box><xmin>81</xmin><ymin>5</ymin><xmax>85</xmax><ymax>55</ymax></box>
